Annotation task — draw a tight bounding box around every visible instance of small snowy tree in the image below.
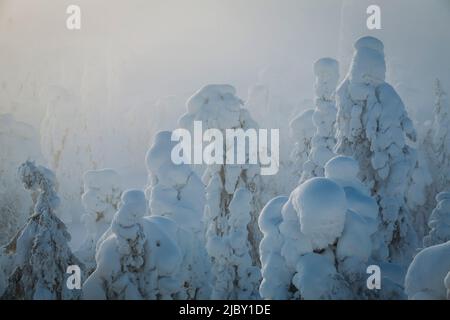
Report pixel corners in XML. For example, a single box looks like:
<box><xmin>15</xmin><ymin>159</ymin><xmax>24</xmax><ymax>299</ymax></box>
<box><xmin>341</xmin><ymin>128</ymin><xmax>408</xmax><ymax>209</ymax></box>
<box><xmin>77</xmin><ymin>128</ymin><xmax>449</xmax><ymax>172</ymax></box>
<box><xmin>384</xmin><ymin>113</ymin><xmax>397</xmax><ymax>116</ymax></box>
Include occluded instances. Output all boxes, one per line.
<box><xmin>0</xmin><ymin>161</ymin><xmax>83</xmax><ymax>299</ymax></box>
<box><xmin>259</xmin><ymin>156</ymin><xmax>401</xmax><ymax>300</ymax></box>
<box><xmin>289</xmin><ymin>109</ymin><xmax>315</xmax><ymax>185</ymax></box>
<box><xmin>423</xmin><ymin>192</ymin><xmax>450</xmax><ymax>247</ymax></box>
<box><xmin>334</xmin><ymin>36</ymin><xmax>420</xmax><ymax>263</ymax></box>
<box><xmin>83</xmin><ymin>189</ymin><xmax>210</xmax><ymax>300</ymax></box>
<box><xmin>0</xmin><ymin>114</ymin><xmax>43</xmax><ymax>245</ymax></box>
<box><xmin>300</xmin><ymin>58</ymin><xmax>339</xmax><ymax>182</ymax></box>
<box><xmin>76</xmin><ymin>169</ymin><xmax>122</xmax><ymax>273</ymax></box>
<box><xmin>405</xmin><ymin>241</ymin><xmax>450</xmax><ymax>300</ymax></box>
<box><xmin>178</xmin><ymin>84</ymin><xmax>262</xmax><ymax>299</ymax></box>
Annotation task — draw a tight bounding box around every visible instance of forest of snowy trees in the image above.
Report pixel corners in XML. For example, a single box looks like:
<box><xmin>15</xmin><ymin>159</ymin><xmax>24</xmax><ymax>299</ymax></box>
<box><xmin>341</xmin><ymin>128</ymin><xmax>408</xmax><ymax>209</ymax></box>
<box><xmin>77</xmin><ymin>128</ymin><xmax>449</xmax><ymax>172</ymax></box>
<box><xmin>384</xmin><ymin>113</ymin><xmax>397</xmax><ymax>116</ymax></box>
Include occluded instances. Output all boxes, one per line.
<box><xmin>1</xmin><ymin>33</ymin><xmax>450</xmax><ymax>300</ymax></box>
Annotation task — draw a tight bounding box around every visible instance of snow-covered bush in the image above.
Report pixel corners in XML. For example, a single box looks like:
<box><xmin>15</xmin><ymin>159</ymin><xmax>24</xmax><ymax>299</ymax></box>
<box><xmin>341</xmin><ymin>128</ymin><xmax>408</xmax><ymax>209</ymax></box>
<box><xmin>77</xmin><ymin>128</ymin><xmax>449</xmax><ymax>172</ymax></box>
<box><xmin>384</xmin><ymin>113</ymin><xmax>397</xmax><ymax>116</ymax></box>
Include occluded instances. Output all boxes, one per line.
<box><xmin>259</xmin><ymin>156</ymin><xmax>390</xmax><ymax>300</ymax></box>
<box><xmin>423</xmin><ymin>192</ymin><xmax>450</xmax><ymax>247</ymax></box>
<box><xmin>405</xmin><ymin>241</ymin><xmax>450</xmax><ymax>300</ymax></box>
<box><xmin>76</xmin><ymin>169</ymin><xmax>123</xmax><ymax>273</ymax></box>
<box><xmin>289</xmin><ymin>109</ymin><xmax>315</xmax><ymax>185</ymax></box>
<box><xmin>0</xmin><ymin>114</ymin><xmax>43</xmax><ymax>245</ymax></box>
<box><xmin>145</xmin><ymin>131</ymin><xmax>205</xmax><ymax>237</ymax></box>
<box><xmin>179</xmin><ymin>84</ymin><xmax>262</xmax><ymax>299</ymax></box>
<box><xmin>301</xmin><ymin>58</ymin><xmax>339</xmax><ymax>182</ymax></box>
<box><xmin>83</xmin><ymin>189</ymin><xmax>210</xmax><ymax>300</ymax></box>
<box><xmin>334</xmin><ymin>36</ymin><xmax>420</xmax><ymax>264</ymax></box>
<box><xmin>0</xmin><ymin>161</ymin><xmax>83</xmax><ymax>299</ymax></box>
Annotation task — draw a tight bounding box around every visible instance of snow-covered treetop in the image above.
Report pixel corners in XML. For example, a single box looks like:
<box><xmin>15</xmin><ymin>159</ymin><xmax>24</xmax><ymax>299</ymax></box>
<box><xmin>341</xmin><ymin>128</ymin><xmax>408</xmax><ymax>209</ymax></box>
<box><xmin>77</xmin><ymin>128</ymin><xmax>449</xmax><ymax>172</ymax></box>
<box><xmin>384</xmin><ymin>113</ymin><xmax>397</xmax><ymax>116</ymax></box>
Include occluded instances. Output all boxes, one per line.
<box><xmin>349</xmin><ymin>36</ymin><xmax>386</xmax><ymax>86</ymax></box>
<box><xmin>313</xmin><ymin>58</ymin><xmax>340</xmax><ymax>101</ymax></box>
<box><xmin>289</xmin><ymin>109</ymin><xmax>315</xmax><ymax>142</ymax></box>
<box><xmin>179</xmin><ymin>84</ymin><xmax>257</xmax><ymax>131</ymax></box>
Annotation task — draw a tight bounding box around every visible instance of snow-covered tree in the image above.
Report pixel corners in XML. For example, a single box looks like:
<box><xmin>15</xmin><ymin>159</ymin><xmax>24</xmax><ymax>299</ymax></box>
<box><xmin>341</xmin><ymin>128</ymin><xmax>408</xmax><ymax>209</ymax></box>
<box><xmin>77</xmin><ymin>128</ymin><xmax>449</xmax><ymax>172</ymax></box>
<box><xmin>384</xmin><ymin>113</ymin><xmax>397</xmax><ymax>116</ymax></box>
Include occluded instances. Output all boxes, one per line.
<box><xmin>423</xmin><ymin>192</ymin><xmax>450</xmax><ymax>247</ymax></box>
<box><xmin>0</xmin><ymin>114</ymin><xmax>43</xmax><ymax>245</ymax></box>
<box><xmin>289</xmin><ymin>109</ymin><xmax>315</xmax><ymax>185</ymax></box>
<box><xmin>334</xmin><ymin>36</ymin><xmax>420</xmax><ymax>263</ymax></box>
<box><xmin>0</xmin><ymin>161</ymin><xmax>83</xmax><ymax>299</ymax></box>
<box><xmin>145</xmin><ymin>131</ymin><xmax>205</xmax><ymax>237</ymax></box>
<box><xmin>76</xmin><ymin>169</ymin><xmax>123</xmax><ymax>273</ymax></box>
<box><xmin>83</xmin><ymin>189</ymin><xmax>210</xmax><ymax>300</ymax></box>
<box><xmin>445</xmin><ymin>270</ymin><xmax>450</xmax><ymax>299</ymax></box>
<box><xmin>178</xmin><ymin>84</ymin><xmax>261</xmax><ymax>299</ymax></box>
<box><xmin>259</xmin><ymin>156</ymin><xmax>402</xmax><ymax>299</ymax></box>
<box><xmin>405</xmin><ymin>241</ymin><xmax>450</xmax><ymax>300</ymax></box>
<box><xmin>300</xmin><ymin>58</ymin><xmax>339</xmax><ymax>182</ymax></box>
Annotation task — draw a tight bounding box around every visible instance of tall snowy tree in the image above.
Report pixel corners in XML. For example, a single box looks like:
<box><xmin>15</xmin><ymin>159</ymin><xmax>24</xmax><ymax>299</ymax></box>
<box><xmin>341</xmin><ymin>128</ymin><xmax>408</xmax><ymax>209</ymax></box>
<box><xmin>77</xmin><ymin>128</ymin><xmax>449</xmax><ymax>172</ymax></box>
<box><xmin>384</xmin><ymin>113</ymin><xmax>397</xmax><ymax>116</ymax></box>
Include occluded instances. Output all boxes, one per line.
<box><xmin>178</xmin><ymin>84</ymin><xmax>261</xmax><ymax>299</ymax></box>
<box><xmin>0</xmin><ymin>161</ymin><xmax>83</xmax><ymax>299</ymax></box>
<box><xmin>301</xmin><ymin>58</ymin><xmax>339</xmax><ymax>182</ymax></box>
<box><xmin>334</xmin><ymin>36</ymin><xmax>420</xmax><ymax>263</ymax></box>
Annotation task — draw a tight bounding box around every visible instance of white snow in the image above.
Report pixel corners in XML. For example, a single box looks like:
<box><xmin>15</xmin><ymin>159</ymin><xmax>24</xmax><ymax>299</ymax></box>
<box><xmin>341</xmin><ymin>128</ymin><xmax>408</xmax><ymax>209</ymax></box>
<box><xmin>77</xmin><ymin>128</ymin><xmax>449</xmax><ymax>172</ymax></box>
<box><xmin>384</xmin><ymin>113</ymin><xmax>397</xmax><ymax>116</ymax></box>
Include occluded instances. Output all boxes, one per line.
<box><xmin>405</xmin><ymin>241</ymin><xmax>450</xmax><ymax>300</ymax></box>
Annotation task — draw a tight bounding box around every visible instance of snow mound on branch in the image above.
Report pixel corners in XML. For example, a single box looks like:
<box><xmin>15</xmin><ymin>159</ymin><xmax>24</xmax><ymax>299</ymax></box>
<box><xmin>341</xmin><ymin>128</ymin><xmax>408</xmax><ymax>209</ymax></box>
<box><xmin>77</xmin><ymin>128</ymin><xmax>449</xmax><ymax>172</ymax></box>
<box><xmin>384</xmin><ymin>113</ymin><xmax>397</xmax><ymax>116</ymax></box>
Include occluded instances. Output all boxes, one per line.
<box><xmin>293</xmin><ymin>177</ymin><xmax>347</xmax><ymax>250</ymax></box>
<box><xmin>405</xmin><ymin>241</ymin><xmax>450</xmax><ymax>300</ymax></box>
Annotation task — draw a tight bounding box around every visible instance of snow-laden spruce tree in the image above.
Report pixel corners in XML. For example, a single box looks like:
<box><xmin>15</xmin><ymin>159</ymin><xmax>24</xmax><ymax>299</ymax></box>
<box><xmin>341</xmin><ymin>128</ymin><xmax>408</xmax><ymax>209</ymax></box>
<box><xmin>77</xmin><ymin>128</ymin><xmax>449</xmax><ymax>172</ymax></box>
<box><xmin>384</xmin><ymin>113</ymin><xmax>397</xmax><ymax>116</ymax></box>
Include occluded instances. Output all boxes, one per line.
<box><xmin>145</xmin><ymin>131</ymin><xmax>205</xmax><ymax>237</ymax></box>
<box><xmin>405</xmin><ymin>240</ymin><xmax>450</xmax><ymax>300</ymax></box>
<box><xmin>76</xmin><ymin>169</ymin><xmax>122</xmax><ymax>274</ymax></box>
<box><xmin>300</xmin><ymin>58</ymin><xmax>339</xmax><ymax>182</ymax></box>
<box><xmin>423</xmin><ymin>192</ymin><xmax>450</xmax><ymax>247</ymax></box>
<box><xmin>429</xmin><ymin>79</ymin><xmax>450</xmax><ymax>193</ymax></box>
<box><xmin>334</xmin><ymin>36</ymin><xmax>420</xmax><ymax>263</ymax></box>
<box><xmin>259</xmin><ymin>156</ymin><xmax>402</xmax><ymax>299</ymax></box>
<box><xmin>178</xmin><ymin>84</ymin><xmax>261</xmax><ymax>299</ymax></box>
<box><xmin>83</xmin><ymin>189</ymin><xmax>210</xmax><ymax>300</ymax></box>
<box><xmin>289</xmin><ymin>109</ymin><xmax>315</xmax><ymax>185</ymax></box>
<box><xmin>0</xmin><ymin>161</ymin><xmax>83</xmax><ymax>299</ymax></box>
<box><xmin>0</xmin><ymin>114</ymin><xmax>43</xmax><ymax>245</ymax></box>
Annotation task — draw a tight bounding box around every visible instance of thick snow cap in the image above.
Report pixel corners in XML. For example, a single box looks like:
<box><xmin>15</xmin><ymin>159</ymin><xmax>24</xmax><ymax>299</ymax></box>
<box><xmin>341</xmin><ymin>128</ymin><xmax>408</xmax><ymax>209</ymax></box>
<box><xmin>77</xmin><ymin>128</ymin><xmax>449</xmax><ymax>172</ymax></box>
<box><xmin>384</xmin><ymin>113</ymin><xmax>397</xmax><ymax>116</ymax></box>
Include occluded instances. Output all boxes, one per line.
<box><xmin>324</xmin><ymin>156</ymin><xmax>359</xmax><ymax>181</ymax></box>
<box><xmin>292</xmin><ymin>177</ymin><xmax>347</xmax><ymax>249</ymax></box>
<box><xmin>350</xmin><ymin>36</ymin><xmax>386</xmax><ymax>85</ymax></box>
